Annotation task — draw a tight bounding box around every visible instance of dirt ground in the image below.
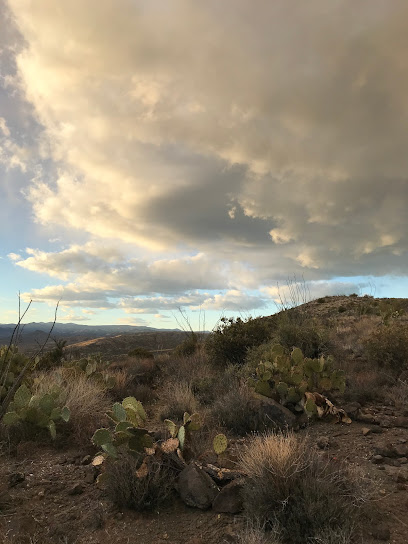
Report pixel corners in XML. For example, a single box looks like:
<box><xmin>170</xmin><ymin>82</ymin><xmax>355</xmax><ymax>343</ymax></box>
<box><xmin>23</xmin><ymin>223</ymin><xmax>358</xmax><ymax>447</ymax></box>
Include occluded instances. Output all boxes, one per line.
<box><xmin>1</xmin><ymin>404</ymin><xmax>408</xmax><ymax>544</ymax></box>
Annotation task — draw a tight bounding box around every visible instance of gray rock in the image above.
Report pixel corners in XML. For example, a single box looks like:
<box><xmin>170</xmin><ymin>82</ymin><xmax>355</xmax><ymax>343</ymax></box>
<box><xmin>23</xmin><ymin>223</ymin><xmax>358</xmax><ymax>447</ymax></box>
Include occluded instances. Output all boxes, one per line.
<box><xmin>178</xmin><ymin>463</ymin><xmax>219</xmax><ymax>509</ymax></box>
<box><xmin>212</xmin><ymin>480</ymin><xmax>244</xmax><ymax>514</ymax></box>
<box><xmin>342</xmin><ymin>402</ymin><xmax>361</xmax><ymax>419</ymax></box>
<box><xmin>84</xmin><ymin>466</ymin><xmax>96</xmax><ymax>484</ymax></box>
<box><xmin>394</xmin><ymin>444</ymin><xmax>408</xmax><ymax>457</ymax></box>
<box><xmin>250</xmin><ymin>393</ymin><xmax>297</xmax><ymax>430</ymax></box>
<box><xmin>372</xmin><ymin>455</ymin><xmax>384</xmax><ymax>464</ymax></box>
<box><xmin>393</xmin><ymin>417</ymin><xmax>408</xmax><ymax>428</ymax></box>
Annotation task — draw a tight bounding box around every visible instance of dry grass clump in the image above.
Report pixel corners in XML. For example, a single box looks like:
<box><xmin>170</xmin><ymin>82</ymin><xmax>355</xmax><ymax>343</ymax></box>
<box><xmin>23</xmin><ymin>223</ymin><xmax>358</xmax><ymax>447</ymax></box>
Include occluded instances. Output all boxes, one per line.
<box><xmin>105</xmin><ymin>453</ymin><xmax>175</xmax><ymax>511</ymax></box>
<box><xmin>211</xmin><ymin>383</ymin><xmax>269</xmax><ymax>436</ymax></box>
<box><xmin>110</xmin><ymin>356</ymin><xmax>160</xmax><ymax>385</ymax></box>
<box><xmin>342</xmin><ymin>366</ymin><xmax>386</xmax><ymax>405</ymax></box>
<box><xmin>384</xmin><ymin>378</ymin><xmax>408</xmax><ymax>410</ymax></box>
<box><xmin>239</xmin><ymin>432</ymin><xmax>373</xmax><ymax>544</ymax></box>
<box><xmin>158</xmin><ymin>382</ymin><xmax>200</xmax><ymax>421</ymax></box>
<box><xmin>35</xmin><ymin>370</ymin><xmax>111</xmax><ymax>444</ymax></box>
<box><xmin>237</xmin><ymin>523</ymin><xmax>282</xmax><ymax>544</ymax></box>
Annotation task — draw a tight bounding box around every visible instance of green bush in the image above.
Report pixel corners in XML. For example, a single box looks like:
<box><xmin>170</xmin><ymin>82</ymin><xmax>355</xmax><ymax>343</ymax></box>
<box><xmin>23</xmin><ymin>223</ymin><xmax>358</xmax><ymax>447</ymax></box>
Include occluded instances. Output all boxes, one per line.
<box><xmin>364</xmin><ymin>323</ymin><xmax>408</xmax><ymax>374</ymax></box>
<box><xmin>273</xmin><ymin>318</ymin><xmax>328</xmax><ymax>359</ymax></box>
<box><xmin>173</xmin><ymin>333</ymin><xmax>199</xmax><ymax>357</ymax></box>
<box><xmin>206</xmin><ymin>317</ymin><xmax>272</xmax><ymax>366</ymax></box>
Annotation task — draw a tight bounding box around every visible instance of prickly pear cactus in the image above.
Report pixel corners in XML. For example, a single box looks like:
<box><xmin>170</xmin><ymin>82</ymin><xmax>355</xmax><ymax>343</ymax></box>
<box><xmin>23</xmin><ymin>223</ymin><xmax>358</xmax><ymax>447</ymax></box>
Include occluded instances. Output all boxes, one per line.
<box><xmin>65</xmin><ymin>355</ymin><xmax>115</xmax><ymax>389</ymax></box>
<box><xmin>213</xmin><ymin>433</ymin><xmax>228</xmax><ymax>455</ymax></box>
<box><xmin>250</xmin><ymin>344</ymin><xmax>346</xmax><ymax>417</ymax></box>
<box><xmin>2</xmin><ymin>383</ymin><xmax>70</xmax><ymax>438</ymax></box>
<box><xmin>163</xmin><ymin>412</ymin><xmax>201</xmax><ymax>451</ymax></box>
<box><xmin>92</xmin><ymin>396</ymin><xmax>153</xmax><ymax>458</ymax></box>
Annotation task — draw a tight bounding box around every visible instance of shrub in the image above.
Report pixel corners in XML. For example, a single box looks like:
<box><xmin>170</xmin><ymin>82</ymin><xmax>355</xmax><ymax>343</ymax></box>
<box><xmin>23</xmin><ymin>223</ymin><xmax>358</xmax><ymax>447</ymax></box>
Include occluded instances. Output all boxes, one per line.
<box><xmin>211</xmin><ymin>384</ymin><xmax>271</xmax><ymax>435</ymax></box>
<box><xmin>273</xmin><ymin>318</ymin><xmax>328</xmax><ymax>359</ymax></box>
<box><xmin>173</xmin><ymin>333</ymin><xmax>199</xmax><ymax>357</ymax></box>
<box><xmin>206</xmin><ymin>317</ymin><xmax>272</xmax><ymax>366</ymax></box>
<box><xmin>343</xmin><ymin>367</ymin><xmax>387</xmax><ymax>405</ymax></box>
<box><xmin>384</xmin><ymin>378</ymin><xmax>408</xmax><ymax>410</ymax></box>
<box><xmin>105</xmin><ymin>453</ymin><xmax>175</xmax><ymax>511</ymax></box>
<box><xmin>34</xmin><ymin>370</ymin><xmax>111</xmax><ymax>444</ymax></box>
<box><xmin>364</xmin><ymin>323</ymin><xmax>408</xmax><ymax>374</ymax></box>
<box><xmin>158</xmin><ymin>382</ymin><xmax>199</xmax><ymax>421</ymax></box>
<box><xmin>128</xmin><ymin>346</ymin><xmax>154</xmax><ymax>359</ymax></box>
<box><xmin>36</xmin><ymin>339</ymin><xmax>67</xmax><ymax>371</ymax></box>
<box><xmin>239</xmin><ymin>433</ymin><xmax>372</xmax><ymax>544</ymax></box>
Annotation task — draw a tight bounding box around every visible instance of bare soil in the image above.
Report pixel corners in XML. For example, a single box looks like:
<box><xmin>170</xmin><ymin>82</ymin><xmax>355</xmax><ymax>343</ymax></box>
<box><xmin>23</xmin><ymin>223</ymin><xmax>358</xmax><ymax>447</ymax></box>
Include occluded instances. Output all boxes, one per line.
<box><xmin>1</xmin><ymin>405</ymin><xmax>408</xmax><ymax>544</ymax></box>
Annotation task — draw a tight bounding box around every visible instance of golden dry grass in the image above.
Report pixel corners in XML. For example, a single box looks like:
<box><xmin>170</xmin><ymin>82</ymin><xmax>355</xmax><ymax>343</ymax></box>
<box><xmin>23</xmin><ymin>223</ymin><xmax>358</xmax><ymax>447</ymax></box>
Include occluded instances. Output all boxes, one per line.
<box><xmin>35</xmin><ymin>370</ymin><xmax>111</xmax><ymax>444</ymax></box>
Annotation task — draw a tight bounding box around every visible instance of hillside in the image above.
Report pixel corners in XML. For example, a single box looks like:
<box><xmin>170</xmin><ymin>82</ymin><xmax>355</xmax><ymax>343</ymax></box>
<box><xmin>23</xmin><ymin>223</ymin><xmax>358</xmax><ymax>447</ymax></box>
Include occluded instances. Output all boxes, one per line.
<box><xmin>0</xmin><ymin>322</ymin><xmax>182</xmax><ymax>355</ymax></box>
<box><xmin>1</xmin><ymin>293</ymin><xmax>408</xmax><ymax>544</ymax></box>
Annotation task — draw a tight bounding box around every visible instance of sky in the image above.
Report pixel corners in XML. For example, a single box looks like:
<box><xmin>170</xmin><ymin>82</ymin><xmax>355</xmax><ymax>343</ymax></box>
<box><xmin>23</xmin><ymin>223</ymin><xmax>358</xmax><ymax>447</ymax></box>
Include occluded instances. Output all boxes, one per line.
<box><xmin>1</xmin><ymin>0</ymin><xmax>408</xmax><ymax>329</ymax></box>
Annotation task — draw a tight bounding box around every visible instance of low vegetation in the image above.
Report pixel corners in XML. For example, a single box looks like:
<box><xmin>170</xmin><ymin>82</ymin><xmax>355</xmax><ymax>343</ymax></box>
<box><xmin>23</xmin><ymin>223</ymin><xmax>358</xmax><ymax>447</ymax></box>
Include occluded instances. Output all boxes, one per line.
<box><xmin>239</xmin><ymin>432</ymin><xmax>373</xmax><ymax>544</ymax></box>
<box><xmin>1</xmin><ymin>294</ymin><xmax>408</xmax><ymax>543</ymax></box>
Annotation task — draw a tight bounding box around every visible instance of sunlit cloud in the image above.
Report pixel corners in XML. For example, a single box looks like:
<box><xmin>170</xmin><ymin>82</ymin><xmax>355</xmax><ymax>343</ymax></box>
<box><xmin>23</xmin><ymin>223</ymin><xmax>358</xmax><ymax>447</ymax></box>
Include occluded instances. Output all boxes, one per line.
<box><xmin>2</xmin><ymin>0</ymin><xmax>408</xmax><ymax>322</ymax></box>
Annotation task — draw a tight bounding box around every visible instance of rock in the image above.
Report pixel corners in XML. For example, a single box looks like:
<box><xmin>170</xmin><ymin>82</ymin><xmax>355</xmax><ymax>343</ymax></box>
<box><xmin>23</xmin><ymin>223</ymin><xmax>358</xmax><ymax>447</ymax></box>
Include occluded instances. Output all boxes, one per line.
<box><xmin>68</xmin><ymin>483</ymin><xmax>84</xmax><ymax>495</ymax></box>
<box><xmin>316</xmin><ymin>436</ymin><xmax>330</xmax><ymax>449</ymax></box>
<box><xmin>178</xmin><ymin>463</ymin><xmax>219</xmax><ymax>509</ymax></box>
<box><xmin>356</xmin><ymin>412</ymin><xmax>380</xmax><ymax>425</ymax></box>
<box><xmin>362</xmin><ymin>427</ymin><xmax>371</xmax><ymax>436</ymax></box>
<box><xmin>8</xmin><ymin>472</ymin><xmax>25</xmax><ymax>488</ymax></box>
<box><xmin>84</xmin><ymin>467</ymin><xmax>96</xmax><ymax>484</ymax></box>
<box><xmin>399</xmin><ymin>457</ymin><xmax>408</xmax><ymax>464</ymax></box>
<box><xmin>372</xmin><ymin>455</ymin><xmax>384</xmax><ymax>464</ymax></box>
<box><xmin>212</xmin><ymin>480</ymin><xmax>244</xmax><ymax>514</ymax></box>
<box><xmin>202</xmin><ymin>464</ymin><xmax>243</xmax><ymax>484</ymax></box>
<box><xmin>250</xmin><ymin>393</ymin><xmax>297</xmax><ymax>430</ymax></box>
<box><xmin>394</xmin><ymin>444</ymin><xmax>408</xmax><ymax>457</ymax></box>
<box><xmin>342</xmin><ymin>402</ymin><xmax>361</xmax><ymax>419</ymax></box>
<box><xmin>81</xmin><ymin>455</ymin><xmax>91</xmax><ymax>465</ymax></box>
<box><xmin>383</xmin><ymin>458</ymin><xmax>401</xmax><ymax>467</ymax></box>
<box><xmin>394</xmin><ymin>417</ymin><xmax>408</xmax><ymax>429</ymax></box>
<box><xmin>374</xmin><ymin>444</ymin><xmax>398</xmax><ymax>458</ymax></box>
<box><xmin>370</xmin><ymin>426</ymin><xmax>383</xmax><ymax>434</ymax></box>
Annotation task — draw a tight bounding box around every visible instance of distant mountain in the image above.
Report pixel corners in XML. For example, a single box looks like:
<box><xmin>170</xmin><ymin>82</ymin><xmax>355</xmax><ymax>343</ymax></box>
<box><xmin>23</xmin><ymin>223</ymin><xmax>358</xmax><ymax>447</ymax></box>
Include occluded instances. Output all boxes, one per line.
<box><xmin>0</xmin><ymin>322</ymin><xmax>182</xmax><ymax>354</ymax></box>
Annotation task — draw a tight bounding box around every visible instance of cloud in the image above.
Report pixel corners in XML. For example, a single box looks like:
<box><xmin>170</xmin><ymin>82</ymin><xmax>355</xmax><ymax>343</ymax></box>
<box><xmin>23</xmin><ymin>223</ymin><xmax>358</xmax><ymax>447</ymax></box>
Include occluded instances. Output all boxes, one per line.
<box><xmin>3</xmin><ymin>0</ymin><xmax>408</xmax><ymax>319</ymax></box>
<box><xmin>116</xmin><ymin>316</ymin><xmax>150</xmax><ymax>327</ymax></box>
<box><xmin>58</xmin><ymin>311</ymin><xmax>90</xmax><ymax>322</ymax></box>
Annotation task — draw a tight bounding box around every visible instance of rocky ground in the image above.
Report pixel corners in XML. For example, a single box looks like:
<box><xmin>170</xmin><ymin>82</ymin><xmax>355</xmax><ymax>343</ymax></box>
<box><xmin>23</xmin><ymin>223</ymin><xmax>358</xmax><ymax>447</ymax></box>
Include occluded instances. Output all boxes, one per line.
<box><xmin>1</xmin><ymin>401</ymin><xmax>408</xmax><ymax>544</ymax></box>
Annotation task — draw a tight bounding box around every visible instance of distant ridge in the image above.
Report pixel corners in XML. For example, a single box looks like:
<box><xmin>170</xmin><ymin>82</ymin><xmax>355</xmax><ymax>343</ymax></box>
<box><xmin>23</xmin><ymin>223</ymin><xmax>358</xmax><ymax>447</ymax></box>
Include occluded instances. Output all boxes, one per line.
<box><xmin>0</xmin><ymin>322</ymin><xmax>182</xmax><ymax>353</ymax></box>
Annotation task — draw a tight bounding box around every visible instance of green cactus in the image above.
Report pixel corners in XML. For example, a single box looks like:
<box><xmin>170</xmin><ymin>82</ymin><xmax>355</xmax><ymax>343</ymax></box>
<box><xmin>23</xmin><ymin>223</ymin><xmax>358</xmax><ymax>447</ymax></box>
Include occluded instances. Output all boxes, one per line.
<box><xmin>250</xmin><ymin>344</ymin><xmax>346</xmax><ymax>418</ymax></box>
<box><xmin>163</xmin><ymin>412</ymin><xmax>201</xmax><ymax>451</ymax></box>
<box><xmin>2</xmin><ymin>383</ymin><xmax>70</xmax><ymax>438</ymax></box>
<box><xmin>65</xmin><ymin>354</ymin><xmax>115</xmax><ymax>389</ymax></box>
<box><xmin>92</xmin><ymin>396</ymin><xmax>153</xmax><ymax>458</ymax></box>
<box><xmin>213</xmin><ymin>433</ymin><xmax>228</xmax><ymax>455</ymax></box>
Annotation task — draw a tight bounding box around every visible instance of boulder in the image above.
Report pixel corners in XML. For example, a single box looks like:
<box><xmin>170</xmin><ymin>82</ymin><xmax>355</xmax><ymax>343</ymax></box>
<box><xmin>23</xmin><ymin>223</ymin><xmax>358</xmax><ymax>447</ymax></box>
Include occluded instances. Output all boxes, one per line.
<box><xmin>250</xmin><ymin>393</ymin><xmax>297</xmax><ymax>430</ymax></box>
<box><xmin>212</xmin><ymin>480</ymin><xmax>244</xmax><ymax>514</ymax></box>
<box><xmin>178</xmin><ymin>463</ymin><xmax>219</xmax><ymax>509</ymax></box>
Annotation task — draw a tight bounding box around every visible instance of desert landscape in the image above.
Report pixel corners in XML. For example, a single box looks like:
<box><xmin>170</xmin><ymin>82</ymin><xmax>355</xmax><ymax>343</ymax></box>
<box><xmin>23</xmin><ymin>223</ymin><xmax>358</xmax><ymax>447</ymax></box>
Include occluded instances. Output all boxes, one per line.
<box><xmin>2</xmin><ymin>1</ymin><xmax>408</xmax><ymax>543</ymax></box>
<box><xmin>1</xmin><ymin>294</ymin><xmax>408</xmax><ymax>543</ymax></box>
